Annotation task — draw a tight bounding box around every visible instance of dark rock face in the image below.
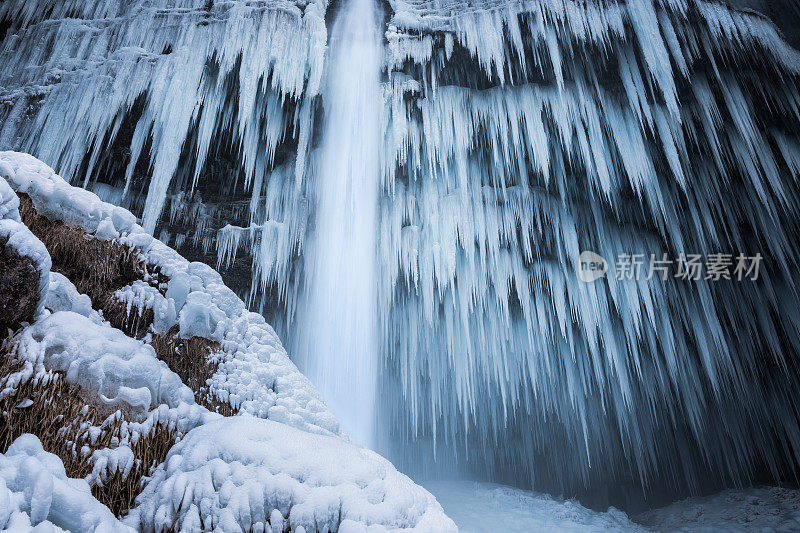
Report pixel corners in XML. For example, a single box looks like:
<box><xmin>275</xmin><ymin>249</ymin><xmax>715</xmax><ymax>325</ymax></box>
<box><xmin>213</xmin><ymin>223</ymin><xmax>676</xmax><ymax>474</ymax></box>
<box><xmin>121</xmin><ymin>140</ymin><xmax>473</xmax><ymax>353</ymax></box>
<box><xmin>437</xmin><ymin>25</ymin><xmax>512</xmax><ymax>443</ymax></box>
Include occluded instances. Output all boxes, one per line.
<box><xmin>728</xmin><ymin>0</ymin><xmax>800</xmax><ymax>48</ymax></box>
<box><xmin>0</xmin><ymin>235</ymin><xmax>40</xmax><ymax>334</ymax></box>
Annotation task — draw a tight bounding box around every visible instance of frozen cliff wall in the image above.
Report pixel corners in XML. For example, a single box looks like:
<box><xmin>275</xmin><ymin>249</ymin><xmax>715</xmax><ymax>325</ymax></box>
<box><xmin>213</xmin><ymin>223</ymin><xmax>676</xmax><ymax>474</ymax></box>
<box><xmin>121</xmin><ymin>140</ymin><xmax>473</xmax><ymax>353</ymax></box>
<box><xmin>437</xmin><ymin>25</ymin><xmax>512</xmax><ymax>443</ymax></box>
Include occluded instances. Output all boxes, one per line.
<box><xmin>377</xmin><ymin>0</ymin><xmax>800</xmax><ymax>505</ymax></box>
<box><xmin>2</xmin><ymin>0</ymin><xmax>800</xmax><ymax>510</ymax></box>
<box><xmin>0</xmin><ymin>0</ymin><xmax>327</xmax><ymax>238</ymax></box>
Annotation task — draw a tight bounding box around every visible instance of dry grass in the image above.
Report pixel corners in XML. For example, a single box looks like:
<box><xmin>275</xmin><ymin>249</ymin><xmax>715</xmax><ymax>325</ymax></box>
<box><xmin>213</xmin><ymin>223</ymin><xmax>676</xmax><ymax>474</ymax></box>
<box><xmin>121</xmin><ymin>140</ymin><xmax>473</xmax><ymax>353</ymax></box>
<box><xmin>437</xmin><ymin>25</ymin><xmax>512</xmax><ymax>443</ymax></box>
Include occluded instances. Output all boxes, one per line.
<box><xmin>0</xmin><ymin>341</ymin><xmax>104</xmax><ymax>474</ymax></box>
<box><xmin>18</xmin><ymin>194</ymin><xmax>144</xmax><ymax>307</ymax></box>
<box><xmin>152</xmin><ymin>327</ymin><xmax>237</xmax><ymax>416</ymax></box>
<box><xmin>17</xmin><ymin>196</ymin><xmax>240</xmax><ymax>415</ymax></box>
<box><xmin>0</xmin><ymin>338</ymin><xmax>178</xmax><ymax>517</ymax></box>
<box><xmin>0</xmin><ymin>234</ymin><xmax>40</xmax><ymax>334</ymax></box>
<box><xmin>91</xmin><ymin>423</ymin><xmax>178</xmax><ymax>517</ymax></box>
<box><xmin>99</xmin><ymin>293</ymin><xmax>156</xmax><ymax>339</ymax></box>
<box><xmin>3</xmin><ymin>197</ymin><xmax>241</xmax><ymax>517</ymax></box>
<box><xmin>18</xmin><ymin>194</ymin><xmax>158</xmax><ymax>338</ymax></box>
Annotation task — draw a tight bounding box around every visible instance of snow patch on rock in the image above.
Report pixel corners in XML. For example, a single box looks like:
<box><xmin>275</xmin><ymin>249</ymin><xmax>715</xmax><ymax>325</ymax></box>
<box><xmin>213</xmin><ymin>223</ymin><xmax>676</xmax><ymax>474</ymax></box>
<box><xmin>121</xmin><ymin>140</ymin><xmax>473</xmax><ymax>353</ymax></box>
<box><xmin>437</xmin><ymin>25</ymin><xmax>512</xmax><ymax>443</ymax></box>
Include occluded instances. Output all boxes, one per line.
<box><xmin>128</xmin><ymin>417</ymin><xmax>457</xmax><ymax>533</ymax></box>
<box><xmin>18</xmin><ymin>311</ymin><xmax>195</xmax><ymax>414</ymax></box>
<box><xmin>0</xmin><ymin>434</ymin><xmax>133</xmax><ymax>532</ymax></box>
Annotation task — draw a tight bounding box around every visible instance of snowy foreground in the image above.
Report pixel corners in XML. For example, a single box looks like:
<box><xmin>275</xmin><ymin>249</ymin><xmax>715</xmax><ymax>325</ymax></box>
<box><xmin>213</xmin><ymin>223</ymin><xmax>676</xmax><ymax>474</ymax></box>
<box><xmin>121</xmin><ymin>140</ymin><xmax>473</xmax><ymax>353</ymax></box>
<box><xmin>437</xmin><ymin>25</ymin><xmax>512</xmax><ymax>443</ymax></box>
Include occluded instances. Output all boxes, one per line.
<box><xmin>0</xmin><ymin>151</ymin><xmax>455</xmax><ymax>532</ymax></box>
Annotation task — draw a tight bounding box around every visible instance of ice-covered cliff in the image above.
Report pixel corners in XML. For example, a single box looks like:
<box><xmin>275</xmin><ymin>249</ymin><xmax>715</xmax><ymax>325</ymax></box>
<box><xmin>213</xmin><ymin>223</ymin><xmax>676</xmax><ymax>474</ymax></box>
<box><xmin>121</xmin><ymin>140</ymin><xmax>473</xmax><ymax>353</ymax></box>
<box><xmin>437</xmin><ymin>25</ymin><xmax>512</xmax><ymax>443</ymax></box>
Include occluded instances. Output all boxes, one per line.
<box><xmin>2</xmin><ymin>0</ymin><xmax>800</xmax><ymax>509</ymax></box>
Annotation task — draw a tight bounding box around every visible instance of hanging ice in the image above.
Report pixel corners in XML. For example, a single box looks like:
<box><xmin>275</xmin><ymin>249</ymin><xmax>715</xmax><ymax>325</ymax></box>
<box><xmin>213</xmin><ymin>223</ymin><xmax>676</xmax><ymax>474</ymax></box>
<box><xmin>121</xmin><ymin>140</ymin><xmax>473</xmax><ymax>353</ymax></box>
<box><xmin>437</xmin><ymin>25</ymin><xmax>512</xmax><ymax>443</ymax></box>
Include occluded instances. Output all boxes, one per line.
<box><xmin>2</xmin><ymin>0</ymin><xmax>800</xmax><ymax>508</ymax></box>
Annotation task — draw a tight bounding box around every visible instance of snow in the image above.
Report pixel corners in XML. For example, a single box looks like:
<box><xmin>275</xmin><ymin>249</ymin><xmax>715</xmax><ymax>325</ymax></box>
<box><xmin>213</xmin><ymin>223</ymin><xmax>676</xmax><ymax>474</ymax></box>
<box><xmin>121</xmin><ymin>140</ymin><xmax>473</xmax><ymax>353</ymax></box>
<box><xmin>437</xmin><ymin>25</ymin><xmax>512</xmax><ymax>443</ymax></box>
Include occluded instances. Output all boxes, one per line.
<box><xmin>424</xmin><ymin>480</ymin><xmax>645</xmax><ymax>533</ymax></box>
<box><xmin>0</xmin><ymin>165</ymin><xmax>20</xmax><ymax>222</ymax></box>
<box><xmin>127</xmin><ymin>417</ymin><xmax>456</xmax><ymax>533</ymax></box>
<box><xmin>18</xmin><ymin>311</ymin><xmax>195</xmax><ymax>413</ymax></box>
<box><xmin>44</xmin><ymin>272</ymin><xmax>95</xmax><ymax>319</ymax></box>
<box><xmin>0</xmin><ymin>434</ymin><xmax>132</xmax><ymax>532</ymax></box>
<box><xmin>635</xmin><ymin>486</ymin><xmax>800</xmax><ymax>532</ymax></box>
<box><xmin>419</xmin><ymin>481</ymin><xmax>800</xmax><ymax>533</ymax></box>
<box><xmin>0</xmin><ymin>151</ymin><xmax>135</xmax><ymax>238</ymax></box>
<box><xmin>0</xmin><ymin>150</ymin><xmax>340</xmax><ymax>437</ymax></box>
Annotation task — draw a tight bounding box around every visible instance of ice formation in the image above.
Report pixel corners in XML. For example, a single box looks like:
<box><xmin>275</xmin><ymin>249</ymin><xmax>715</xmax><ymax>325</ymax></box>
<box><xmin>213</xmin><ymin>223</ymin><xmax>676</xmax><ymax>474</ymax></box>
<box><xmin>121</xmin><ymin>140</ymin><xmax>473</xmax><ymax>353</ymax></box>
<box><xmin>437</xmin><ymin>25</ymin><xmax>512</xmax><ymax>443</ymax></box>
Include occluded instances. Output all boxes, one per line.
<box><xmin>2</xmin><ymin>0</ymin><xmax>800</xmax><ymax>505</ymax></box>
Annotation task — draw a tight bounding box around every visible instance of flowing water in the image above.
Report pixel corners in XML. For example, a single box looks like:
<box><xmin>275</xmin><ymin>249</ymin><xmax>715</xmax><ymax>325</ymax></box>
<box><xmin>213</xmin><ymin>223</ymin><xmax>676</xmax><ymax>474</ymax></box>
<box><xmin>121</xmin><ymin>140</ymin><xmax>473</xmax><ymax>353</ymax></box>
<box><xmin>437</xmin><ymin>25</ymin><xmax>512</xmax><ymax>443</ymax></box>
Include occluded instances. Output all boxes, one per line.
<box><xmin>296</xmin><ymin>0</ymin><xmax>383</xmax><ymax>447</ymax></box>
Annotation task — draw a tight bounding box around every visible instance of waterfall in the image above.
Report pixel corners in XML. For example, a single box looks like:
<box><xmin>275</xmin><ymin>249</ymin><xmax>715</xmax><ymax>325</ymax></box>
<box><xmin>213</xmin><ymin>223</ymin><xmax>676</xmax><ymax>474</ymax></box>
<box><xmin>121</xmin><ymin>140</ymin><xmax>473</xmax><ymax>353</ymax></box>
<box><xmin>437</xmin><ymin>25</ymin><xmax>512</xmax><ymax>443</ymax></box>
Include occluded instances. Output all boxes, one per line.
<box><xmin>295</xmin><ymin>0</ymin><xmax>383</xmax><ymax>447</ymax></box>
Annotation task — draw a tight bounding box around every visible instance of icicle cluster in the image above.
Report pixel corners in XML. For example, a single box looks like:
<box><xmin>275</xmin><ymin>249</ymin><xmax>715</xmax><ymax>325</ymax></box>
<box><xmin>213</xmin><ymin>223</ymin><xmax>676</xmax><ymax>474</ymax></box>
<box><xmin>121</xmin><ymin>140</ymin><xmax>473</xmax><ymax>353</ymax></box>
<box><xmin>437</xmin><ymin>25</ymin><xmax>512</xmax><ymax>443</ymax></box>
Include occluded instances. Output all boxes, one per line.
<box><xmin>0</xmin><ymin>0</ymin><xmax>327</xmax><ymax>233</ymax></box>
<box><xmin>376</xmin><ymin>0</ymin><xmax>800</xmax><ymax>496</ymax></box>
<box><xmin>3</xmin><ymin>0</ymin><xmax>800</xmax><ymax>502</ymax></box>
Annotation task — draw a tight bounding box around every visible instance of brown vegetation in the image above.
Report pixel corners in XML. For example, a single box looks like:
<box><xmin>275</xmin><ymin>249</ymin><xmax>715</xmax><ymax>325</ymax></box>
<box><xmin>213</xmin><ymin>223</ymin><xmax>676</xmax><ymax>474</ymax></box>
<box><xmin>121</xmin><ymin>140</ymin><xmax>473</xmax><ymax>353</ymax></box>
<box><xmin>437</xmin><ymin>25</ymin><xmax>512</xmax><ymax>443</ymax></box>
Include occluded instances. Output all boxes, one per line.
<box><xmin>152</xmin><ymin>327</ymin><xmax>237</xmax><ymax>416</ymax></box>
<box><xmin>18</xmin><ymin>194</ymin><xmax>158</xmax><ymax>338</ymax></box>
<box><xmin>1</xmin><ymin>197</ymin><xmax>240</xmax><ymax>517</ymax></box>
<box><xmin>18</xmin><ymin>194</ymin><xmax>144</xmax><ymax>307</ymax></box>
<box><xmin>0</xmin><ymin>235</ymin><xmax>40</xmax><ymax>334</ymax></box>
<box><xmin>0</xmin><ymin>338</ymin><xmax>178</xmax><ymax>517</ymax></box>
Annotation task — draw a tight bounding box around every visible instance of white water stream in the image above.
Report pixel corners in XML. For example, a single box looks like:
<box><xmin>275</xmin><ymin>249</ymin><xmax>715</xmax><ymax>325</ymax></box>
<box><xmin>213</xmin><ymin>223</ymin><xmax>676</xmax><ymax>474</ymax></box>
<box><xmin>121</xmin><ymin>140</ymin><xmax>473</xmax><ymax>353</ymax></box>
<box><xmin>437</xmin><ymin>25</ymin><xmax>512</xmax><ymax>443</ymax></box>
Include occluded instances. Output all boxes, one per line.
<box><xmin>297</xmin><ymin>0</ymin><xmax>383</xmax><ymax>447</ymax></box>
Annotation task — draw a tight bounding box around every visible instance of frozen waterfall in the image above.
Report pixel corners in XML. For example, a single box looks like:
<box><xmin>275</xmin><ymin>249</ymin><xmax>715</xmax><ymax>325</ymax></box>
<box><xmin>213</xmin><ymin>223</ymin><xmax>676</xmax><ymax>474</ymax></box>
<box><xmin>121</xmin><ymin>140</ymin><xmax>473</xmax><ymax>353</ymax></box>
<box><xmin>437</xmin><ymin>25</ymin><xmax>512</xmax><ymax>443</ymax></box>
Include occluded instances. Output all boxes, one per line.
<box><xmin>2</xmin><ymin>0</ymin><xmax>800</xmax><ymax>512</ymax></box>
<box><xmin>295</xmin><ymin>0</ymin><xmax>383</xmax><ymax>447</ymax></box>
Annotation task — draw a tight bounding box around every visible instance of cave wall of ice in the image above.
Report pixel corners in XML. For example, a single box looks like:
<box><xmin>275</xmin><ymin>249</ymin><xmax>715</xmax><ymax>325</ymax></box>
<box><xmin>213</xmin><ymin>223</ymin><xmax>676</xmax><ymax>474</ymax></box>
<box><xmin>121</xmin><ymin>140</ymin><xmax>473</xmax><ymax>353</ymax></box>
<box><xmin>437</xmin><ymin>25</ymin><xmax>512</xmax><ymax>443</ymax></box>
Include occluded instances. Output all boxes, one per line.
<box><xmin>2</xmin><ymin>0</ymin><xmax>800</xmax><ymax>509</ymax></box>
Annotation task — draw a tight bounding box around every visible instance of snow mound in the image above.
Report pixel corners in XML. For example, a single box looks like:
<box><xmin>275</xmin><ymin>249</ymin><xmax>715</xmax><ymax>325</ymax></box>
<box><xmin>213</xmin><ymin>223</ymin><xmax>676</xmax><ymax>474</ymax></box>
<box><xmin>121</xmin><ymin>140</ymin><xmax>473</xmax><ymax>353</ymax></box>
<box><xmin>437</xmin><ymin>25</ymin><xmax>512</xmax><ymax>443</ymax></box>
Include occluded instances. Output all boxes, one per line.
<box><xmin>425</xmin><ymin>480</ymin><xmax>645</xmax><ymax>533</ymax></box>
<box><xmin>635</xmin><ymin>486</ymin><xmax>800</xmax><ymax>532</ymax></box>
<box><xmin>0</xmin><ymin>150</ymin><xmax>340</xmax><ymax>437</ymax></box>
<box><xmin>0</xmin><ymin>434</ymin><xmax>133</xmax><ymax>532</ymax></box>
<box><xmin>44</xmin><ymin>271</ymin><xmax>96</xmax><ymax>319</ymax></box>
<box><xmin>18</xmin><ymin>311</ymin><xmax>195</xmax><ymax>413</ymax></box>
<box><xmin>128</xmin><ymin>417</ymin><xmax>457</xmax><ymax>533</ymax></box>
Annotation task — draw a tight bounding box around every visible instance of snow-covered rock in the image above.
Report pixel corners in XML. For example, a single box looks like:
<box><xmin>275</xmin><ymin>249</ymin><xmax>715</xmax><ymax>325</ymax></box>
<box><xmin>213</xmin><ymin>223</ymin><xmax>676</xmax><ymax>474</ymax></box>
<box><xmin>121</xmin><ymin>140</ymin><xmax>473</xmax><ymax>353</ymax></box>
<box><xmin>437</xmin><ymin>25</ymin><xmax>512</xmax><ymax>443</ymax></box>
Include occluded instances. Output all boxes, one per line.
<box><xmin>0</xmin><ymin>434</ymin><xmax>133</xmax><ymax>532</ymax></box>
<box><xmin>18</xmin><ymin>311</ymin><xmax>195</xmax><ymax>413</ymax></box>
<box><xmin>0</xmin><ymin>150</ymin><xmax>340</xmax><ymax>437</ymax></box>
<box><xmin>44</xmin><ymin>272</ymin><xmax>96</xmax><ymax>319</ymax></box>
<box><xmin>128</xmin><ymin>417</ymin><xmax>457</xmax><ymax>533</ymax></box>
